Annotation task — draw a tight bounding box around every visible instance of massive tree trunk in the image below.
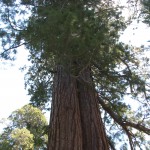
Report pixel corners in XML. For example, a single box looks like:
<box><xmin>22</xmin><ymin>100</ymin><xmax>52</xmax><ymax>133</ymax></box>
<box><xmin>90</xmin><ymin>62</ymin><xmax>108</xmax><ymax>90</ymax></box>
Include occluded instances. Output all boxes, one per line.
<box><xmin>48</xmin><ymin>66</ymin><xmax>109</xmax><ymax>150</ymax></box>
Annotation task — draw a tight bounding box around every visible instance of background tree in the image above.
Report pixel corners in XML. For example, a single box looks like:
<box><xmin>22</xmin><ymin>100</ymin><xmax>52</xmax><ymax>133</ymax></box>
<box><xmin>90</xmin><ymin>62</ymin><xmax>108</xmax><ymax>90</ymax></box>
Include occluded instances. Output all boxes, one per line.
<box><xmin>0</xmin><ymin>104</ymin><xmax>48</xmax><ymax>150</ymax></box>
<box><xmin>0</xmin><ymin>0</ymin><xmax>150</xmax><ymax>149</ymax></box>
<box><xmin>11</xmin><ymin>128</ymin><xmax>34</xmax><ymax>150</ymax></box>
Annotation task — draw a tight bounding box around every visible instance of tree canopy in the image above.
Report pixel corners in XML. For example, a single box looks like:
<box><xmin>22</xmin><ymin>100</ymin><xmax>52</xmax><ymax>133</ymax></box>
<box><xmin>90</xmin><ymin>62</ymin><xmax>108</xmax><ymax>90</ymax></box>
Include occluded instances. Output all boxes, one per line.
<box><xmin>0</xmin><ymin>0</ymin><xmax>150</xmax><ymax>149</ymax></box>
<box><xmin>0</xmin><ymin>104</ymin><xmax>48</xmax><ymax>150</ymax></box>
<box><xmin>11</xmin><ymin>128</ymin><xmax>34</xmax><ymax>150</ymax></box>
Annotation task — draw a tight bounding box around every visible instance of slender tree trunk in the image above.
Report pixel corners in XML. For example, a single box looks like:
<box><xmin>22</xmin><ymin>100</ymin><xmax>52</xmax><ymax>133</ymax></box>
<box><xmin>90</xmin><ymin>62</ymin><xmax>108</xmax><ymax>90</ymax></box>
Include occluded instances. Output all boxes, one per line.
<box><xmin>48</xmin><ymin>66</ymin><xmax>109</xmax><ymax>150</ymax></box>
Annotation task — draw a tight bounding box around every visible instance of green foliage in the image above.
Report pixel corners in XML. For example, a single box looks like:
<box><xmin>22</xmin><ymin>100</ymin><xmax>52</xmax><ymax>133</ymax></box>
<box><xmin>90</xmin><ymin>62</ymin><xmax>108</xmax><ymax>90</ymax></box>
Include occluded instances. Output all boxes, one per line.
<box><xmin>0</xmin><ymin>0</ymin><xmax>150</xmax><ymax>149</ymax></box>
<box><xmin>0</xmin><ymin>105</ymin><xmax>48</xmax><ymax>150</ymax></box>
<box><xmin>23</xmin><ymin>3</ymin><xmax>125</xmax><ymax>68</ymax></box>
<box><xmin>140</xmin><ymin>0</ymin><xmax>150</xmax><ymax>26</ymax></box>
<box><xmin>11</xmin><ymin>128</ymin><xmax>34</xmax><ymax>150</ymax></box>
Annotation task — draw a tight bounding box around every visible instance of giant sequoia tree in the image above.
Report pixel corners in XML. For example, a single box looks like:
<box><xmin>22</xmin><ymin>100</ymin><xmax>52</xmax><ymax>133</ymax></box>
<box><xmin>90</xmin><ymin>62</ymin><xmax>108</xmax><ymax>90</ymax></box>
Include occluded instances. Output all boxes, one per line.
<box><xmin>0</xmin><ymin>0</ymin><xmax>150</xmax><ymax>149</ymax></box>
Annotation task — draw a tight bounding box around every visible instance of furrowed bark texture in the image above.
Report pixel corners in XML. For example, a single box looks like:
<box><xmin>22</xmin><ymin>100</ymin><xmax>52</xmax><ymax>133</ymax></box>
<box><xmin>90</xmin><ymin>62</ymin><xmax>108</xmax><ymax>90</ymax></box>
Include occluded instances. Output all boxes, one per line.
<box><xmin>77</xmin><ymin>69</ymin><xmax>109</xmax><ymax>150</ymax></box>
<box><xmin>48</xmin><ymin>66</ymin><xmax>109</xmax><ymax>150</ymax></box>
<box><xmin>48</xmin><ymin>66</ymin><xmax>83</xmax><ymax>150</ymax></box>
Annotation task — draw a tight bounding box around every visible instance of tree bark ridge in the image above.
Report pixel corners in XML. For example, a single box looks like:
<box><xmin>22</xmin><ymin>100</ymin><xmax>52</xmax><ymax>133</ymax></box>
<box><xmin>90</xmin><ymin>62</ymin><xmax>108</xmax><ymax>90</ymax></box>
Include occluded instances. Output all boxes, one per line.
<box><xmin>77</xmin><ymin>68</ymin><xmax>109</xmax><ymax>150</ymax></box>
<box><xmin>48</xmin><ymin>66</ymin><xmax>109</xmax><ymax>150</ymax></box>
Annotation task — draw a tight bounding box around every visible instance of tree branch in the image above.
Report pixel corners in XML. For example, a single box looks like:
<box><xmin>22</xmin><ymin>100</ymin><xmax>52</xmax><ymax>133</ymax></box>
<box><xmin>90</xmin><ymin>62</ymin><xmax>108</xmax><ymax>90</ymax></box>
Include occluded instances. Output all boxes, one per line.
<box><xmin>122</xmin><ymin>126</ymin><xmax>134</xmax><ymax>150</ymax></box>
<box><xmin>7</xmin><ymin>8</ymin><xmax>24</xmax><ymax>32</ymax></box>
<box><xmin>97</xmin><ymin>95</ymin><xmax>150</xmax><ymax>135</ymax></box>
<box><xmin>0</xmin><ymin>42</ymin><xmax>29</xmax><ymax>57</ymax></box>
<box><xmin>98</xmin><ymin>95</ymin><xmax>150</xmax><ymax>149</ymax></box>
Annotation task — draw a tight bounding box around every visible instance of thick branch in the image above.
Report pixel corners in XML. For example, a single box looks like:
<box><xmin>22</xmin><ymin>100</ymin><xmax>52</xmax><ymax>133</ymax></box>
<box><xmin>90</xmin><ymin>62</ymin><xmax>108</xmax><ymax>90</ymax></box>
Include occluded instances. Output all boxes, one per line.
<box><xmin>123</xmin><ymin>120</ymin><xmax>150</xmax><ymax>135</ymax></box>
<box><xmin>98</xmin><ymin>95</ymin><xmax>150</xmax><ymax>135</ymax></box>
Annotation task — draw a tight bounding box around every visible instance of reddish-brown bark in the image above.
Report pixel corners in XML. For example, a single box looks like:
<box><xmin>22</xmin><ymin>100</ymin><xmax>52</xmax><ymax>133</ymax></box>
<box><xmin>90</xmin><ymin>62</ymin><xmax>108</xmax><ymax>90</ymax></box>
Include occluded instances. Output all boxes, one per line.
<box><xmin>48</xmin><ymin>66</ymin><xmax>109</xmax><ymax>150</ymax></box>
